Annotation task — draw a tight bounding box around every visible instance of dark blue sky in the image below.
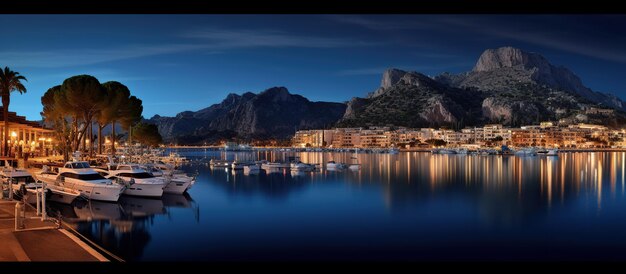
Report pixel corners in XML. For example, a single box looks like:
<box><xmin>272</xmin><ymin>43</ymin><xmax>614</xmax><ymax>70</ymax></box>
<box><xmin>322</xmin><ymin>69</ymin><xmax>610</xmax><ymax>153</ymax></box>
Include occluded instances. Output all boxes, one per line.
<box><xmin>1</xmin><ymin>15</ymin><xmax>625</xmax><ymax>120</ymax></box>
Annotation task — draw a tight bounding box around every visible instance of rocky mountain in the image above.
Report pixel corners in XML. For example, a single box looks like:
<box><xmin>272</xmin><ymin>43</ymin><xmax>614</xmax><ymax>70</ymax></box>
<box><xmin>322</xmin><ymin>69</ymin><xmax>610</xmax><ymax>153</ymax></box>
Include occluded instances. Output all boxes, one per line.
<box><xmin>340</xmin><ymin>46</ymin><xmax>626</xmax><ymax>128</ymax></box>
<box><xmin>149</xmin><ymin>87</ymin><xmax>346</xmax><ymax>143</ymax></box>
<box><xmin>339</xmin><ymin>70</ymin><xmax>484</xmax><ymax>128</ymax></box>
<box><xmin>437</xmin><ymin>46</ymin><xmax>624</xmax><ymax>109</ymax></box>
<box><xmin>150</xmin><ymin>46</ymin><xmax>626</xmax><ymax>144</ymax></box>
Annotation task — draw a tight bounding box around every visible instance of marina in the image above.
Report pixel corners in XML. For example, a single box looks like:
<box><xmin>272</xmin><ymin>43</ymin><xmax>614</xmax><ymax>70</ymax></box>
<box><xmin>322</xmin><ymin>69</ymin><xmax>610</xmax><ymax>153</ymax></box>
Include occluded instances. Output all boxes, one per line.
<box><xmin>4</xmin><ymin>148</ymin><xmax>625</xmax><ymax>261</ymax></box>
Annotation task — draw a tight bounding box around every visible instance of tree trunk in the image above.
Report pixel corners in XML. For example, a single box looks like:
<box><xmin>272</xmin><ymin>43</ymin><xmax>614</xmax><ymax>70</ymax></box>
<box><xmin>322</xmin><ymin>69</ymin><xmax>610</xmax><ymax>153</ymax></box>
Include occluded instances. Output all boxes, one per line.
<box><xmin>111</xmin><ymin>121</ymin><xmax>116</xmax><ymax>156</ymax></box>
<box><xmin>89</xmin><ymin>121</ymin><xmax>94</xmax><ymax>157</ymax></box>
<box><xmin>3</xmin><ymin>94</ymin><xmax>9</xmax><ymax>157</ymax></box>
<box><xmin>98</xmin><ymin>123</ymin><xmax>104</xmax><ymax>154</ymax></box>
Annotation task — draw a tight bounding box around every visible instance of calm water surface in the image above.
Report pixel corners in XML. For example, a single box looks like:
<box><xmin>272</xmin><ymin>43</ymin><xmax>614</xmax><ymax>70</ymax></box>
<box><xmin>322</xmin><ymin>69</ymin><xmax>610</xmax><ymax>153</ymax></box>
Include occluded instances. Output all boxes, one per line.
<box><xmin>49</xmin><ymin>149</ymin><xmax>626</xmax><ymax>261</ymax></box>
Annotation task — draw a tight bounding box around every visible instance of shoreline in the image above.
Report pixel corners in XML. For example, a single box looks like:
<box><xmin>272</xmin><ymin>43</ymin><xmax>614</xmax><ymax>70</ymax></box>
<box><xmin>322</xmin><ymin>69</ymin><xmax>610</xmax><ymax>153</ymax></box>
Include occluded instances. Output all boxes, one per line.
<box><xmin>164</xmin><ymin>146</ymin><xmax>626</xmax><ymax>153</ymax></box>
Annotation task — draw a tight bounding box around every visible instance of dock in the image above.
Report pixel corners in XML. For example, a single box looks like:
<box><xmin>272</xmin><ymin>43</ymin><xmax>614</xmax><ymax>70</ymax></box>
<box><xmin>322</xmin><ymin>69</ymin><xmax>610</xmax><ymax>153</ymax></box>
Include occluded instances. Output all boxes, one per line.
<box><xmin>0</xmin><ymin>200</ymin><xmax>108</xmax><ymax>262</ymax></box>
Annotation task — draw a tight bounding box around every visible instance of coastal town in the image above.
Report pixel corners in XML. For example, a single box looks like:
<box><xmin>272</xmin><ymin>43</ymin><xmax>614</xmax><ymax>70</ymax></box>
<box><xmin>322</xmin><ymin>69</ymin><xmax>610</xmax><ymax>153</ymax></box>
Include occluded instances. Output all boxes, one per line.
<box><xmin>292</xmin><ymin>119</ymin><xmax>624</xmax><ymax>150</ymax></box>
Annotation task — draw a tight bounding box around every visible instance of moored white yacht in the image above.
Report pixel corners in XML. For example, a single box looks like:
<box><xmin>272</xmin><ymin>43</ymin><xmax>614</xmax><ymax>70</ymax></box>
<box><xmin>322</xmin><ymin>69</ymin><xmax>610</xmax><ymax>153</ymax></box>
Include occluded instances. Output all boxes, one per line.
<box><xmin>94</xmin><ymin>164</ymin><xmax>167</xmax><ymax>197</ymax></box>
<box><xmin>1</xmin><ymin>165</ymin><xmax>81</xmax><ymax>204</ymax></box>
<box><xmin>290</xmin><ymin>161</ymin><xmax>315</xmax><ymax>172</ymax></box>
<box><xmin>36</xmin><ymin>161</ymin><xmax>125</xmax><ymax>202</ymax></box>
<box><xmin>546</xmin><ymin>148</ymin><xmax>559</xmax><ymax>156</ymax></box>
<box><xmin>142</xmin><ymin>164</ymin><xmax>193</xmax><ymax>194</ymax></box>
<box><xmin>514</xmin><ymin>148</ymin><xmax>538</xmax><ymax>156</ymax></box>
<box><xmin>327</xmin><ymin>161</ymin><xmax>347</xmax><ymax>169</ymax></box>
<box><xmin>261</xmin><ymin>161</ymin><xmax>290</xmax><ymax>169</ymax></box>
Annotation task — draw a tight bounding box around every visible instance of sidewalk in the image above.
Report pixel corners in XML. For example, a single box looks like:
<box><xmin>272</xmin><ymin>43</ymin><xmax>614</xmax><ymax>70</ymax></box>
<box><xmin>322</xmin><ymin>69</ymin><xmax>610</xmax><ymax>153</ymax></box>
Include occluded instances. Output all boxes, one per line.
<box><xmin>0</xmin><ymin>200</ymin><xmax>107</xmax><ymax>262</ymax></box>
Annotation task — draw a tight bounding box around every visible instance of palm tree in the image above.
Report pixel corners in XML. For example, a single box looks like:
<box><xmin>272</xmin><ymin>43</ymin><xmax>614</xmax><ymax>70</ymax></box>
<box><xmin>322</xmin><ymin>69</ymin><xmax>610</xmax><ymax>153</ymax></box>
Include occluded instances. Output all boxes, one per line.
<box><xmin>0</xmin><ymin>67</ymin><xmax>27</xmax><ymax>156</ymax></box>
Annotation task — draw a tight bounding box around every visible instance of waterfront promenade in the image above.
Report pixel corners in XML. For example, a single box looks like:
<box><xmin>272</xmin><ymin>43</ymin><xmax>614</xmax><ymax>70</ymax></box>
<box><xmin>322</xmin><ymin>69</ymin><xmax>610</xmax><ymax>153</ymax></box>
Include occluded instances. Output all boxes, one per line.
<box><xmin>0</xmin><ymin>200</ymin><xmax>107</xmax><ymax>261</ymax></box>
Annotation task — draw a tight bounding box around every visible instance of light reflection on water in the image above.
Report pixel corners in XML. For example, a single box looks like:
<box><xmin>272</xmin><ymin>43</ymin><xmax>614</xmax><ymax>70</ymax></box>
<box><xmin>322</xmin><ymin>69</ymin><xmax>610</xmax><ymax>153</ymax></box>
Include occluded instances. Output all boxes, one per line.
<box><xmin>48</xmin><ymin>150</ymin><xmax>626</xmax><ymax>261</ymax></box>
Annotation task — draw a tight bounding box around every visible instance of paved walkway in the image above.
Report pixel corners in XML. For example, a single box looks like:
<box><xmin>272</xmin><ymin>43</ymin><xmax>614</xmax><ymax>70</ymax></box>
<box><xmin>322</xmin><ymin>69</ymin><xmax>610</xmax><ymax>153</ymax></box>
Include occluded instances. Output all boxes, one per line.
<box><xmin>0</xmin><ymin>200</ymin><xmax>106</xmax><ymax>262</ymax></box>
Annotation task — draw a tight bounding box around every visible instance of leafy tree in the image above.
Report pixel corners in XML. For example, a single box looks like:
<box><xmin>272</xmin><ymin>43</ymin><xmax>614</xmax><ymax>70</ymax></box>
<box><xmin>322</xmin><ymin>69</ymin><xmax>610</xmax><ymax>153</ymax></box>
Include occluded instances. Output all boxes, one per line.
<box><xmin>41</xmin><ymin>85</ymin><xmax>71</xmax><ymax>160</ymax></box>
<box><xmin>101</xmin><ymin>81</ymin><xmax>139</xmax><ymax>155</ymax></box>
<box><xmin>42</xmin><ymin>77</ymin><xmax>144</xmax><ymax>159</ymax></box>
<box><xmin>58</xmin><ymin>75</ymin><xmax>106</xmax><ymax>153</ymax></box>
<box><xmin>120</xmin><ymin>96</ymin><xmax>143</xmax><ymax>145</ymax></box>
<box><xmin>0</xmin><ymin>67</ymin><xmax>27</xmax><ymax>156</ymax></box>
<box><xmin>132</xmin><ymin>122</ymin><xmax>162</xmax><ymax>147</ymax></box>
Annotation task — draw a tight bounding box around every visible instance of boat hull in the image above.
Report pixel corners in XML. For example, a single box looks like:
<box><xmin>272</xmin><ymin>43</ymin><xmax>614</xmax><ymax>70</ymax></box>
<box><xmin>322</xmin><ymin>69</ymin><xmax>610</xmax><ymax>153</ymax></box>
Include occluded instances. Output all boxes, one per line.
<box><xmin>163</xmin><ymin>179</ymin><xmax>191</xmax><ymax>194</ymax></box>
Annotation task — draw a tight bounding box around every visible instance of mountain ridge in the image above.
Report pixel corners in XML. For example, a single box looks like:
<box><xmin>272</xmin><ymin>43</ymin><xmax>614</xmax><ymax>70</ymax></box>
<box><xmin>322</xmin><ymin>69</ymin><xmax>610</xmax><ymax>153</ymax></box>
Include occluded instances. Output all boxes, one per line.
<box><xmin>149</xmin><ymin>46</ymin><xmax>626</xmax><ymax>144</ymax></box>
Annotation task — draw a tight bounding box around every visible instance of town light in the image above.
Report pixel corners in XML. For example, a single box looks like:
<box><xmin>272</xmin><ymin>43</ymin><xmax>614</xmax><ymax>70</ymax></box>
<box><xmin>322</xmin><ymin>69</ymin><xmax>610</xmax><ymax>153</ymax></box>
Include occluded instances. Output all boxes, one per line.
<box><xmin>46</xmin><ymin>138</ymin><xmax>52</xmax><ymax>142</ymax></box>
<box><xmin>38</xmin><ymin>137</ymin><xmax>46</xmax><ymax>141</ymax></box>
<box><xmin>10</xmin><ymin>131</ymin><xmax>17</xmax><ymax>138</ymax></box>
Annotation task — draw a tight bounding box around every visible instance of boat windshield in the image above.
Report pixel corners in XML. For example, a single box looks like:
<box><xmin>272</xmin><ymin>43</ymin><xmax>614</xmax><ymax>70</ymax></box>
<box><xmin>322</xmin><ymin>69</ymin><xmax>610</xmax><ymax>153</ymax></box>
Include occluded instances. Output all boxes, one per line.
<box><xmin>68</xmin><ymin>162</ymin><xmax>90</xmax><ymax>169</ymax></box>
<box><xmin>118</xmin><ymin>172</ymin><xmax>154</xmax><ymax>179</ymax></box>
<box><xmin>77</xmin><ymin>173</ymin><xmax>107</xmax><ymax>181</ymax></box>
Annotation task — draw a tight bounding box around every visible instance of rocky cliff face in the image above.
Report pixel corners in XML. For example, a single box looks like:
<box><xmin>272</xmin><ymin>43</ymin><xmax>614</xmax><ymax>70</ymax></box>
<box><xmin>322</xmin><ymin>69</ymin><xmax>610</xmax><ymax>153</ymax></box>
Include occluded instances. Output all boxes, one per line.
<box><xmin>342</xmin><ymin>47</ymin><xmax>626</xmax><ymax>129</ymax></box>
<box><xmin>338</xmin><ymin>69</ymin><xmax>483</xmax><ymax>128</ymax></box>
<box><xmin>151</xmin><ymin>46</ymin><xmax>626</xmax><ymax>144</ymax></box>
<box><xmin>442</xmin><ymin>46</ymin><xmax>625</xmax><ymax>109</ymax></box>
<box><xmin>149</xmin><ymin>87</ymin><xmax>346</xmax><ymax>143</ymax></box>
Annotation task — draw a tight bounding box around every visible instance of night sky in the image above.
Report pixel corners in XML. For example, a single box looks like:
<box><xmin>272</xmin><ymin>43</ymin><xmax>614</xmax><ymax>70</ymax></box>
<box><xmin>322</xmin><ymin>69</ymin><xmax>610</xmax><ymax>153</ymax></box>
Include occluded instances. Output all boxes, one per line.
<box><xmin>1</xmin><ymin>15</ymin><xmax>625</xmax><ymax>120</ymax></box>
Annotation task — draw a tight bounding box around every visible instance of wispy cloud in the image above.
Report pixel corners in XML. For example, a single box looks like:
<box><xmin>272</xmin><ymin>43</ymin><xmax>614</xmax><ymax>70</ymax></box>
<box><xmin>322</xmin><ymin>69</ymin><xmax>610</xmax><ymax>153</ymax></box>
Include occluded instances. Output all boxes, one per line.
<box><xmin>336</xmin><ymin>15</ymin><xmax>626</xmax><ymax>64</ymax></box>
<box><xmin>434</xmin><ymin>16</ymin><xmax>626</xmax><ymax>64</ymax></box>
<box><xmin>30</xmin><ymin>68</ymin><xmax>154</xmax><ymax>84</ymax></box>
<box><xmin>330</xmin><ymin>15</ymin><xmax>436</xmax><ymax>31</ymax></box>
<box><xmin>1</xmin><ymin>27</ymin><xmax>377</xmax><ymax>68</ymax></box>
<box><xmin>182</xmin><ymin>27</ymin><xmax>378</xmax><ymax>48</ymax></box>
<box><xmin>0</xmin><ymin>44</ymin><xmax>206</xmax><ymax>68</ymax></box>
<box><xmin>337</xmin><ymin>62</ymin><xmax>472</xmax><ymax>76</ymax></box>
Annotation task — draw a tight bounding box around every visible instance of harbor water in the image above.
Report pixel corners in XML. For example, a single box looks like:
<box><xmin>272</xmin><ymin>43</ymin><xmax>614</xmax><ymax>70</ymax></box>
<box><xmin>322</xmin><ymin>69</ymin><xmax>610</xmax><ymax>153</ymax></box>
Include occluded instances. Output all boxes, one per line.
<box><xmin>48</xmin><ymin>149</ymin><xmax>626</xmax><ymax>261</ymax></box>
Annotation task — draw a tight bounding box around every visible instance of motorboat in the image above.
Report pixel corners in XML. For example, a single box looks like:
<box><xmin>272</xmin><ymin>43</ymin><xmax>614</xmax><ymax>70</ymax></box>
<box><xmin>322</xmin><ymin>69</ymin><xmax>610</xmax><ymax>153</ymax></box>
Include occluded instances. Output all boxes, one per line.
<box><xmin>431</xmin><ymin>148</ymin><xmax>457</xmax><ymax>154</ymax></box>
<box><xmin>231</xmin><ymin>160</ymin><xmax>249</xmax><ymax>170</ymax></box>
<box><xmin>514</xmin><ymin>148</ymin><xmax>538</xmax><ymax>156</ymax></box>
<box><xmin>2</xmin><ymin>166</ymin><xmax>81</xmax><ymax>204</ymax></box>
<box><xmin>94</xmin><ymin>164</ymin><xmax>167</xmax><ymax>197</ymax></box>
<box><xmin>243</xmin><ymin>164</ymin><xmax>261</xmax><ymax>175</ymax></box>
<box><xmin>261</xmin><ymin>162</ymin><xmax>290</xmax><ymax>169</ymax></box>
<box><xmin>546</xmin><ymin>149</ymin><xmax>559</xmax><ymax>156</ymax></box>
<box><xmin>327</xmin><ymin>161</ymin><xmax>347</xmax><ymax>169</ymax></box>
<box><xmin>142</xmin><ymin>164</ymin><xmax>193</xmax><ymax>194</ymax></box>
<box><xmin>209</xmin><ymin>159</ymin><xmax>232</xmax><ymax>168</ymax></box>
<box><xmin>290</xmin><ymin>161</ymin><xmax>315</xmax><ymax>172</ymax></box>
<box><xmin>36</xmin><ymin>162</ymin><xmax>125</xmax><ymax>202</ymax></box>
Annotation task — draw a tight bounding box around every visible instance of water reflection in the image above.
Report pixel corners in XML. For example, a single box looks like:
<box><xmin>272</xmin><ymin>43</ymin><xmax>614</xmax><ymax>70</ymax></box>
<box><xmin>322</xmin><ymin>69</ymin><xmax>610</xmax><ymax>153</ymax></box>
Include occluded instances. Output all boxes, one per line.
<box><xmin>46</xmin><ymin>150</ymin><xmax>626</xmax><ymax>261</ymax></box>
<box><xmin>187</xmin><ymin>151</ymin><xmax>626</xmax><ymax>222</ymax></box>
<box><xmin>47</xmin><ymin>193</ymin><xmax>198</xmax><ymax>261</ymax></box>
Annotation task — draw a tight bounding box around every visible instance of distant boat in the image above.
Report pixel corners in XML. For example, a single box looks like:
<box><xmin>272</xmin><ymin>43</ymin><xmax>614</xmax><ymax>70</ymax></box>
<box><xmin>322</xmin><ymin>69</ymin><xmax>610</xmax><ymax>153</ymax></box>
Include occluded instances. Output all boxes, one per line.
<box><xmin>327</xmin><ymin>161</ymin><xmax>347</xmax><ymax>169</ymax></box>
<box><xmin>290</xmin><ymin>161</ymin><xmax>315</xmax><ymax>172</ymax></box>
<box><xmin>546</xmin><ymin>149</ymin><xmax>559</xmax><ymax>156</ymax></box>
<box><xmin>261</xmin><ymin>162</ymin><xmax>290</xmax><ymax>169</ymax></box>
<box><xmin>209</xmin><ymin>159</ymin><xmax>232</xmax><ymax>168</ymax></box>
<box><xmin>243</xmin><ymin>164</ymin><xmax>260</xmax><ymax>175</ymax></box>
<box><xmin>431</xmin><ymin>148</ymin><xmax>457</xmax><ymax>154</ymax></box>
<box><xmin>515</xmin><ymin>148</ymin><xmax>538</xmax><ymax>156</ymax></box>
<box><xmin>388</xmin><ymin>148</ymin><xmax>399</xmax><ymax>154</ymax></box>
